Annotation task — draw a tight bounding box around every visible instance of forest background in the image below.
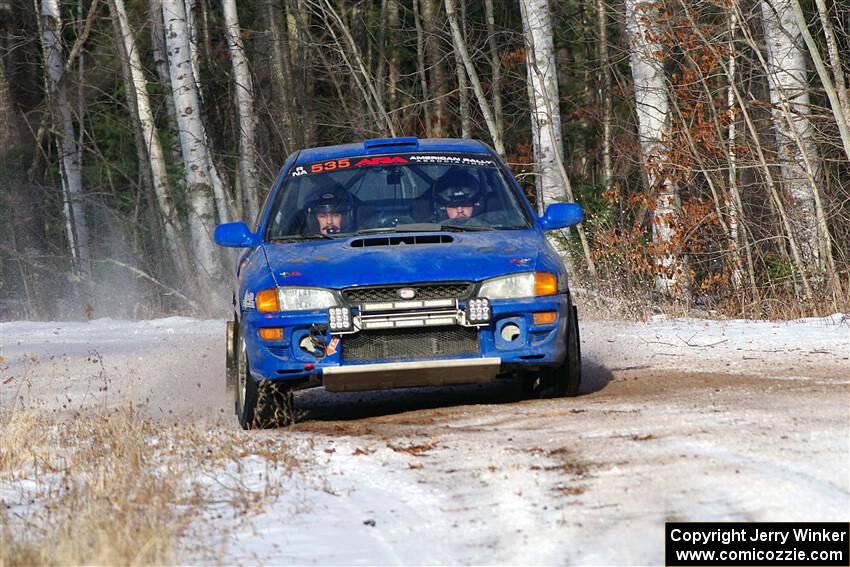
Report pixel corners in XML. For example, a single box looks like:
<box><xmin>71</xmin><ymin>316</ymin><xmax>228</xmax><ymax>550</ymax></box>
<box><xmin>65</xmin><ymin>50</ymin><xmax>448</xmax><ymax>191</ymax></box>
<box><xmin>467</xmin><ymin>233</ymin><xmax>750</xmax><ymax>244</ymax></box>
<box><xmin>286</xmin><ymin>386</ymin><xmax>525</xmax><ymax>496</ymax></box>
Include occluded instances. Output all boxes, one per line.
<box><xmin>0</xmin><ymin>0</ymin><xmax>848</xmax><ymax>321</ymax></box>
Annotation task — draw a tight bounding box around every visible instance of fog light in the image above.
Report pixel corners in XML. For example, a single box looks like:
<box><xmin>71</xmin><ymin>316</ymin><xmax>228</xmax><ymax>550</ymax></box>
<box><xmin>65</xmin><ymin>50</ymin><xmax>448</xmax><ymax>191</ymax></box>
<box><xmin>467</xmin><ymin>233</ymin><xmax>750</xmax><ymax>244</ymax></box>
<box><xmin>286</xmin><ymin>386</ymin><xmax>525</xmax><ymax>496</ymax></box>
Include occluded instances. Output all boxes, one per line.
<box><xmin>500</xmin><ymin>323</ymin><xmax>521</xmax><ymax>341</ymax></box>
<box><xmin>258</xmin><ymin>327</ymin><xmax>283</xmax><ymax>341</ymax></box>
<box><xmin>299</xmin><ymin>335</ymin><xmax>319</xmax><ymax>353</ymax></box>
<box><xmin>533</xmin><ymin>311</ymin><xmax>557</xmax><ymax>325</ymax></box>
<box><xmin>466</xmin><ymin>298</ymin><xmax>491</xmax><ymax>323</ymax></box>
<box><xmin>328</xmin><ymin>307</ymin><xmax>352</xmax><ymax>331</ymax></box>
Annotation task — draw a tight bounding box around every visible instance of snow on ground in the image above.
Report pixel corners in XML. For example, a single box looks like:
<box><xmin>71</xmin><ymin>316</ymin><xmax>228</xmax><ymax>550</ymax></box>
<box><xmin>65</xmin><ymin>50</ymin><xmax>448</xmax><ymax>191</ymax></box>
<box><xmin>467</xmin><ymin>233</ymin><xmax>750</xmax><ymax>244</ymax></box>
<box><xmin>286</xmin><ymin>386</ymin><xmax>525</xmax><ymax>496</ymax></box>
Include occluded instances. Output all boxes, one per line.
<box><xmin>1</xmin><ymin>314</ymin><xmax>848</xmax><ymax>564</ymax></box>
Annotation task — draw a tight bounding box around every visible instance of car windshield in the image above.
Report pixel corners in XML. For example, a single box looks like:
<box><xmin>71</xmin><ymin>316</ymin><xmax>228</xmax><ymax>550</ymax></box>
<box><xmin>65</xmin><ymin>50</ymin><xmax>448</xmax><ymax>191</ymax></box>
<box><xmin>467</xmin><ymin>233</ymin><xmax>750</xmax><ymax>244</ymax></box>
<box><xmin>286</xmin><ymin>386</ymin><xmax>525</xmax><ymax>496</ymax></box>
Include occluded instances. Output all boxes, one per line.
<box><xmin>265</xmin><ymin>153</ymin><xmax>531</xmax><ymax>240</ymax></box>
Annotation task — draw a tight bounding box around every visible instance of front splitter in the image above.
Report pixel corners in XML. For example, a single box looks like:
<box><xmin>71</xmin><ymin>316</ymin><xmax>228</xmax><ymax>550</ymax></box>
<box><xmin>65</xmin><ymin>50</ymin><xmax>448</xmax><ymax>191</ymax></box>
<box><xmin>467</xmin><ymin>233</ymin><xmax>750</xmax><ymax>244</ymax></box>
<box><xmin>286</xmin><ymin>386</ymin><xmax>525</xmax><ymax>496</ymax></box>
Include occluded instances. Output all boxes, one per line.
<box><xmin>322</xmin><ymin>357</ymin><xmax>502</xmax><ymax>392</ymax></box>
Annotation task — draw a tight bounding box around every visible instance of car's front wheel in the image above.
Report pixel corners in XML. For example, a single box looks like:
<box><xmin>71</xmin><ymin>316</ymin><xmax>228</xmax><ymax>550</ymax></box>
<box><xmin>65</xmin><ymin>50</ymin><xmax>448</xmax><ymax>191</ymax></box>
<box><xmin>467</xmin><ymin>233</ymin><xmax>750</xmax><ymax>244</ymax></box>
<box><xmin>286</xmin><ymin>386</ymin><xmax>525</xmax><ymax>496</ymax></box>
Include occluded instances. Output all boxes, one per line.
<box><xmin>525</xmin><ymin>305</ymin><xmax>581</xmax><ymax>398</ymax></box>
<box><xmin>235</xmin><ymin>329</ymin><xmax>295</xmax><ymax>429</ymax></box>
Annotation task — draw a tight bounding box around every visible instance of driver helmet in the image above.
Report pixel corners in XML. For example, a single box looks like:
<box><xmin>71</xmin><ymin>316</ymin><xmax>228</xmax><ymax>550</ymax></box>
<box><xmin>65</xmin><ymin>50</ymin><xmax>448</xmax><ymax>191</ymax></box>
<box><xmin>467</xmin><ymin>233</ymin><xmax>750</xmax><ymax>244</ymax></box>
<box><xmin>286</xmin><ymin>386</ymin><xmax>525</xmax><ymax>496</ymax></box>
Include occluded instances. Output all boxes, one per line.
<box><xmin>433</xmin><ymin>170</ymin><xmax>483</xmax><ymax>220</ymax></box>
<box><xmin>305</xmin><ymin>187</ymin><xmax>354</xmax><ymax>234</ymax></box>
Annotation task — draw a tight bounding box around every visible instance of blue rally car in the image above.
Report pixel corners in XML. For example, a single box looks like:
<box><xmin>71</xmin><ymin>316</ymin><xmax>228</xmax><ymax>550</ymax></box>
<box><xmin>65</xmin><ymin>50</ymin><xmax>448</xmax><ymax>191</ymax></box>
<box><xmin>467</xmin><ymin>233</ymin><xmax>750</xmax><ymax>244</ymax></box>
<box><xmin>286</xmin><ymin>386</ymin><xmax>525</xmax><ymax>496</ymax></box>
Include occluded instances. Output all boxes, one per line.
<box><xmin>215</xmin><ymin>137</ymin><xmax>584</xmax><ymax>429</ymax></box>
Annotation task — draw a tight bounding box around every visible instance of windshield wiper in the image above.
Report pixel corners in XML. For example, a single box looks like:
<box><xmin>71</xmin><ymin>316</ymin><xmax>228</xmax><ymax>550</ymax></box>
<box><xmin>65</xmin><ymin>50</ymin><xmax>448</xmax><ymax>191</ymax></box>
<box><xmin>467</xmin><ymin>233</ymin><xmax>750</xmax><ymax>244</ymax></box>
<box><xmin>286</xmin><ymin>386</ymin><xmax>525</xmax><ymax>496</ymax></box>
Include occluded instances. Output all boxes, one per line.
<box><xmin>439</xmin><ymin>223</ymin><xmax>492</xmax><ymax>232</ymax></box>
<box><xmin>269</xmin><ymin>233</ymin><xmax>336</xmax><ymax>242</ymax></box>
<box><xmin>355</xmin><ymin>223</ymin><xmax>443</xmax><ymax>235</ymax></box>
<box><xmin>354</xmin><ymin>222</ymin><xmax>501</xmax><ymax>234</ymax></box>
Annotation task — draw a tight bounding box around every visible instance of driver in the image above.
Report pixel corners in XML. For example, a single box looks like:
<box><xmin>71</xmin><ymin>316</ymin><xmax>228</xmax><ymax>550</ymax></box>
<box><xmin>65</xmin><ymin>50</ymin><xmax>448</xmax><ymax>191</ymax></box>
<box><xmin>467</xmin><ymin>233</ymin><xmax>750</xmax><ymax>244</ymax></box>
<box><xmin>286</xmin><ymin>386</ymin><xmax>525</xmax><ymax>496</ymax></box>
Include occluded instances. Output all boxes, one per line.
<box><xmin>306</xmin><ymin>189</ymin><xmax>354</xmax><ymax>235</ymax></box>
<box><xmin>433</xmin><ymin>170</ymin><xmax>482</xmax><ymax>221</ymax></box>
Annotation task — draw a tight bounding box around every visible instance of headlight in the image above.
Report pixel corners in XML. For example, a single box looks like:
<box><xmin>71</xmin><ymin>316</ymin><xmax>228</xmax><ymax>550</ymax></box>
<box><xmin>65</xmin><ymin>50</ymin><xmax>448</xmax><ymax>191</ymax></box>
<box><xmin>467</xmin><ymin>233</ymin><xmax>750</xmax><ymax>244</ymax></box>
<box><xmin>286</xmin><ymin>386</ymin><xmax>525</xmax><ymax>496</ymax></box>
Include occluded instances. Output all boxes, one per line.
<box><xmin>256</xmin><ymin>287</ymin><xmax>338</xmax><ymax>312</ymax></box>
<box><xmin>477</xmin><ymin>272</ymin><xmax>557</xmax><ymax>299</ymax></box>
<box><xmin>279</xmin><ymin>287</ymin><xmax>338</xmax><ymax>310</ymax></box>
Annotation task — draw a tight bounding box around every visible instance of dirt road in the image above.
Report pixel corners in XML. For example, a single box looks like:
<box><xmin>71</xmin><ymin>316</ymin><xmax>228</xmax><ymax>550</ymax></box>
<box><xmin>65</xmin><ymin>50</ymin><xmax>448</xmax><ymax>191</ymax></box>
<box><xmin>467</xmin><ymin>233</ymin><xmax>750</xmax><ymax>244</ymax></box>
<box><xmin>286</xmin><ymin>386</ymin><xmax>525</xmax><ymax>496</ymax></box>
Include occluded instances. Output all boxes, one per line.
<box><xmin>2</xmin><ymin>316</ymin><xmax>848</xmax><ymax>563</ymax></box>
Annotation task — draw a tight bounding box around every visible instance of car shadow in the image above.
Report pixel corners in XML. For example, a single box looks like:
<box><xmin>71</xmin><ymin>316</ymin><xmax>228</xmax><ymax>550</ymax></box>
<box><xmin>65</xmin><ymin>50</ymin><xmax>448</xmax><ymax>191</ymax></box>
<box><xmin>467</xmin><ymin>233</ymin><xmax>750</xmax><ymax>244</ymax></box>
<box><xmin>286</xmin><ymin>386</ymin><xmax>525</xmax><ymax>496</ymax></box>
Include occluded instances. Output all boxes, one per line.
<box><xmin>290</xmin><ymin>356</ymin><xmax>615</xmax><ymax>425</ymax></box>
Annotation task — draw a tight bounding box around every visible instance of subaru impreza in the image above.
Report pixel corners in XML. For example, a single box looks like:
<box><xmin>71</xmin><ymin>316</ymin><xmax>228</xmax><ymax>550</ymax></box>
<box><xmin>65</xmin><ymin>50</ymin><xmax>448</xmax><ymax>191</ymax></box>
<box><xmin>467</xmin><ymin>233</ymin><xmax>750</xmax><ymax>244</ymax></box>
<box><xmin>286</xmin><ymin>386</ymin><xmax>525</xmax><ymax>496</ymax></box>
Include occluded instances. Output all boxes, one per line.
<box><xmin>215</xmin><ymin>137</ymin><xmax>583</xmax><ymax>428</ymax></box>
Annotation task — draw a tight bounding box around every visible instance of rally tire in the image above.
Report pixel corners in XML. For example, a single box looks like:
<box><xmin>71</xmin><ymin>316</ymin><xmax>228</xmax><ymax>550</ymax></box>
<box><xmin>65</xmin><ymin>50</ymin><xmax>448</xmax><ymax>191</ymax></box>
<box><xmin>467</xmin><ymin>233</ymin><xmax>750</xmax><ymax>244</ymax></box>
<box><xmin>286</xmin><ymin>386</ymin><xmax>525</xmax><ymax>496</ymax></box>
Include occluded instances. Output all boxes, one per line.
<box><xmin>560</xmin><ymin>304</ymin><xmax>582</xmax><ymax>397</ymax></box>
<box><xmin>235</xmin><ymin>330</ymin><xmax>257</xmax><ymax>429</ymax></box>
<box><xmin>532</xmin><ymin>305</ymin><xmax>582</xmax><ymax>398</ymax></box>
<box><xmin>225</xmin><ymin>320</ymin><xmax>237</xmax><ymax>394</ymax></box>
<box><xmin>235</xmin><ymin>329</ymin><xmax>296</xmax><ymax>429</ymax></box>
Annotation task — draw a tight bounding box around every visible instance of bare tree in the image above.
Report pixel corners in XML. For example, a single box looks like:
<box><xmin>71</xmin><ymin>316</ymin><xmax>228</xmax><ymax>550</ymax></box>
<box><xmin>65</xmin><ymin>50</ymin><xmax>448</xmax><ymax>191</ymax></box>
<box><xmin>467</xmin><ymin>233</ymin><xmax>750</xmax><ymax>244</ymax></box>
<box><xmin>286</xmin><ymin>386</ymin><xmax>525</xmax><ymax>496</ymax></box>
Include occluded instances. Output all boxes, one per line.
<box><xmin>109</xmin><ymin>0</ymin><xmax>191</xmax><ymax>281</ymax></box>
<box><xmin>789</xmin><ymin>0</ymin><xmax>850</xmax><ymax>162</ymax></box>
<box><xmin>387</xmin><ymin>0</ymin><xmax>401</xmax><ymax>112</ymax></box>
<box><xmin>811</xmin><ymin>0</ymin><xmax>850</xmax><ymax>132</ymax></box>
<box><xmin>316</xmin><ymin>0</ymin><xmax>396</xmax><ymax>136</ymax></box>
<box><xmin>624</xmin><ymin>0</ymin><xmax>687</xmax><ymax>296</ymax></box>
<box><xmin>520</xmin><ymin>0</ymin><xmax>595</xmax><ymax>275</ymax></box>
<box><xmin>759</xmin><ymin>0</ymin><xmax>824</xmax><ymax>273</ymax></box>
<box><xmin>162</xmin><ymin>0</ymin><xmax>222</xmax><ymax>279</ymax></box>
<box><xmin>264</xmin><ymin>0</ymin><xmax>297</xmax><ymax>153</ymax></box>
<box><xmin>412</xmin><ymin>0</ymin><xmax>434</xmax><ymax>135</ymax></box>
<box><xmin>0</xmin><ymin>58</ymin><xmax>19</xmax><ymax>158</ymax></box>
<box><xmin>40</xmin><ymin>0</ymin><xmax>90</xmax><ymax>273</ymax></box>
<box><xmin>483</xmin><ymin>0</ymin><xmax>503</xmax><ymax>146</ymax></box>
<box><xmin>451</xmin><ymin>0</ymin><xmax>470</xmax><ymax>138</ymax></box>
<box><xmin>596</xmin><ymin>0</ymin><xmax>612</xmax><ymax>198</ymax></box>
<box><xmin>222</xmin><ymin>0</ymin><xmax>260</xmax><ymax>221</ymax></box>
<box><xmin>421</xmin><ymin>0</ymin><xmax>448</xmax><ymax>136</ymax></box>
<box><xmin>445</xmin><ymin>0</ymin><xmax>504</xmax><ymax>155</ymax></box>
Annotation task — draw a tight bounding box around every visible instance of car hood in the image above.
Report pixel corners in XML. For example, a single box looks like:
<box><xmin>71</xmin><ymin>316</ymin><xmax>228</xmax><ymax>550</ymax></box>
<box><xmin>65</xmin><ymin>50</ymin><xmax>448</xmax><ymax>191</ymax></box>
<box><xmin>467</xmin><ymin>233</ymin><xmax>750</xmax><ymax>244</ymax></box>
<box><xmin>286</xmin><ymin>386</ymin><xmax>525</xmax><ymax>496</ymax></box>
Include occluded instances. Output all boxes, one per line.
<box><xmin>261</xmin><ymin>231</ymin><xmax>543</xmax><ymax>288</ymax></box>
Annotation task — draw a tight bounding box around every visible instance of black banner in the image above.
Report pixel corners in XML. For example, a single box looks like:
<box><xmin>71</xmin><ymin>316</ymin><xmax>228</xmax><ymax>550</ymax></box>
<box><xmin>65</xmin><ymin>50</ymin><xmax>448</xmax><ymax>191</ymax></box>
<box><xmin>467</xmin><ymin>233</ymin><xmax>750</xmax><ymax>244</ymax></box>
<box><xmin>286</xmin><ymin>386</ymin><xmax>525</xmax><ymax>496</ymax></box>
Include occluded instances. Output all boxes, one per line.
<box><xmin>666</xmin><ymin>522</ymin><xmax>849</xmax><ymax>566</ymax></box>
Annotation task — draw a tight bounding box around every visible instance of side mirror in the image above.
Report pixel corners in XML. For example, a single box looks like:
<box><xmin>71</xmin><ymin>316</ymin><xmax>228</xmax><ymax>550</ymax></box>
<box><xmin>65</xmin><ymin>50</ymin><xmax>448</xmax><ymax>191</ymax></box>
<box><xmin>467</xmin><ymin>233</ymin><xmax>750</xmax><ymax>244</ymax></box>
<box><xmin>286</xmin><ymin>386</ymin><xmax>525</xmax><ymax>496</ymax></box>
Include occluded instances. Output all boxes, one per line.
<box><xmin>214</xmin><ymin>222</ymin><xmax>257</xmax><ymax>248</ymax></box>
<box><xmin>540</xmin><ymin>203</ymin><xmax>584</xmax><ymax>231</ymax></box>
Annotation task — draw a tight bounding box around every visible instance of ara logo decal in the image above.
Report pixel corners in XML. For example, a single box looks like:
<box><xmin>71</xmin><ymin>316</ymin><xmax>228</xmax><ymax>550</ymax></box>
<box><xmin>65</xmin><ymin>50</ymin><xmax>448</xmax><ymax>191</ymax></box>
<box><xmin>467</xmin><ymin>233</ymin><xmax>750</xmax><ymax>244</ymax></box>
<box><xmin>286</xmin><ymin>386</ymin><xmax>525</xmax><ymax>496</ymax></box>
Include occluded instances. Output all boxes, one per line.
<box><xmin>291</xmin><ymin>166</ymin><xmax>308</xmax><ymax>177</ymax></box>
<box><xmin>510</xmin><ymin>258</ymin><xmax>532</xmax><ymax>265</ymax></box>
<box><xmin>242</xmin><ymin>290</ymin><xmax>256</xmax><ymax>309</ymax></box>
<box><xmin>354</xmin><ymin>156</ymin><xmax>409</xmax><ymax>167</ymax></box>
<box><xmin>279</xmin><ymin>271</ymin><xmax>301</xmax><ymax>278</ymax></box>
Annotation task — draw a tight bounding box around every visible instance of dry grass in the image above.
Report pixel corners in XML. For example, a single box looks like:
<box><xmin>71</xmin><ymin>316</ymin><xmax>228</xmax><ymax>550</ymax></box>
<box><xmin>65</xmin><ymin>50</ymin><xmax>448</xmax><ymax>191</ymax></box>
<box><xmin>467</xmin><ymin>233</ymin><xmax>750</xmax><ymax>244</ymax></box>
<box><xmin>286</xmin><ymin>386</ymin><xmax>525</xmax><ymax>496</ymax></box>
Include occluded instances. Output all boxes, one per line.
<box><xmin>0</xmin><ymin>405</ymin><xmax>302</xmax><ymax>565</ymax></box>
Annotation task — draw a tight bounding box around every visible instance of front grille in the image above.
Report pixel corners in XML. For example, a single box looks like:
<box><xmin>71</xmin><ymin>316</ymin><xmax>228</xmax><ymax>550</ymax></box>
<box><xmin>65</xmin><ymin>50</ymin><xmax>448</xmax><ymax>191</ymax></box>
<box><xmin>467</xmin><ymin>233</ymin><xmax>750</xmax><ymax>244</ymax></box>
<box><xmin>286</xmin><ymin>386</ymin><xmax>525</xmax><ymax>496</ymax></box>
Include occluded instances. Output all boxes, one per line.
<box><xmin>341</xmin><ymin>326</ymin><xmax>479</xmax><ymax>362</ymax></box>
<box><xmin>343</xmin><ymin>282</ymin><xmax>472</xmax><ymax>303</ymax></box>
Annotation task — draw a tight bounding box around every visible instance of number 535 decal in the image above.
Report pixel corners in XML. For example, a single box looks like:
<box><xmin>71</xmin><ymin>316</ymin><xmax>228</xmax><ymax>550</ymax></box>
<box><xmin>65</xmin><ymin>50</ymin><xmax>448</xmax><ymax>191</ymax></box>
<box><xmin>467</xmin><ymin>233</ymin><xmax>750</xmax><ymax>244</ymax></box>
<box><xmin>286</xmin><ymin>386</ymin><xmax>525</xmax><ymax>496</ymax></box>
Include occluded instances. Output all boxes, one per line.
<box><xmin>311</xmin><ymin>158</ymin><xmax>350</xmax><ymax>173</ymax></box>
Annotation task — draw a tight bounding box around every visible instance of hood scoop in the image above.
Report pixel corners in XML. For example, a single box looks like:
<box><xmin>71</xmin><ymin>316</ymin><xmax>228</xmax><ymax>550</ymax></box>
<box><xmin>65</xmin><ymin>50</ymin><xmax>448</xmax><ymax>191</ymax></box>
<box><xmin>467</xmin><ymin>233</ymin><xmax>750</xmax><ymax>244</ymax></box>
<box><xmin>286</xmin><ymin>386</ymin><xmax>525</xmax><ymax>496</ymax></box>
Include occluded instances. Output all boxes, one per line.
<box><xmin>351</xmin><ymin>234</ymin><xmax>454</xmax><ymax>248</ymax></box>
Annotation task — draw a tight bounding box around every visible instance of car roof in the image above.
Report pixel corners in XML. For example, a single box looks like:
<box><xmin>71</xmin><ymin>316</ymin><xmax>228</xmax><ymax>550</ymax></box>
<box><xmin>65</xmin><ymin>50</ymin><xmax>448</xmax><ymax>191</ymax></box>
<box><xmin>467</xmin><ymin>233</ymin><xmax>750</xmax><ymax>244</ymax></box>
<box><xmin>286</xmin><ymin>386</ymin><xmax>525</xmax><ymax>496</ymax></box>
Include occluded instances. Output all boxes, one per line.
<box><xmin>295</xmin><ymin>137</ymin><xmax>491</xmax><ymax>164</ymax></box>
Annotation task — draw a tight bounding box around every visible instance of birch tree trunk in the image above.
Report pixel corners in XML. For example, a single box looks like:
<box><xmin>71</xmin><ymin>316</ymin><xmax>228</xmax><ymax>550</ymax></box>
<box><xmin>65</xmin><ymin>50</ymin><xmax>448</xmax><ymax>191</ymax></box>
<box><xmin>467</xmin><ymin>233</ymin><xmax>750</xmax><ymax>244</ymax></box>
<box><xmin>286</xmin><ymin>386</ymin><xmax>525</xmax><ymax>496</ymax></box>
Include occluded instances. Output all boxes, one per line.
<box><xmin>183</xmin><ymin>0</ymin><xmax>202</xmax><ymax>98</ymax></box>
<box><xmin>162</xmin><ymin>0</ymin><xmax>220</xmax><ymax>279</ymax></box>
<box><xmin>222</xmin><ymin>0</ymin><xmax>260</xmax><ymax>222</ymax></box>
<box><xmin>520</xmin><ymin>0</ymin><xmax>564</xmax><ymax>208</ymax></box>
<box><xmin>110</xmin><ymin>0</ymin><xmax>191</xmax><ymax>280</ymax></box>
<box><xmin>520</xmin><ymin>0</ymin><xmax>595</xmax><ymax>276</ymax></box>
<box><xmin>624</xmin><ymin>0</ymin><xmax>687</xmax><ymax>296</ymax></box>
<box><xmin>760</xmin><ymin>0</ymin><xmax>823</xmax><ymax>273</ymax></box>
<box><xmin>725</xmin><ymin>8</ymin><xmax>757</xmax><ymax>300</ymax></box>
<box><xmin>149</xmin><ymin>0</ymin><xmax>181</xmax><ymax>163</ymax></box>
<box><xmin>41</xmin><ymin>0</ymin><xmax>90</xmax><ymax>272</ymax></box>
<box><xmin>183</xmin><ymin>1</ymin><xmax>232</xmax><ymax>225</ymax></box>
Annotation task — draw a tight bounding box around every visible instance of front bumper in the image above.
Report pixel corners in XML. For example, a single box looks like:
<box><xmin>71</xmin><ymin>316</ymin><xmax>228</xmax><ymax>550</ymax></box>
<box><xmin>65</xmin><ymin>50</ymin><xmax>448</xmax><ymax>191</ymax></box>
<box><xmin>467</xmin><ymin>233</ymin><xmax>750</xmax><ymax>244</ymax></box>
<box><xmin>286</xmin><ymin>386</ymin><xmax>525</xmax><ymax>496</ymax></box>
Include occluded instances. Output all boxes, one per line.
<box><xmin>241</xmin><ymin>294</ymin><xmax>570</xmax><ymax>390</ymax></box>
<box><xmin>323</xmin><ymin>357</ymin><xmax>501</xmax><ymax>392</ymax></box>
